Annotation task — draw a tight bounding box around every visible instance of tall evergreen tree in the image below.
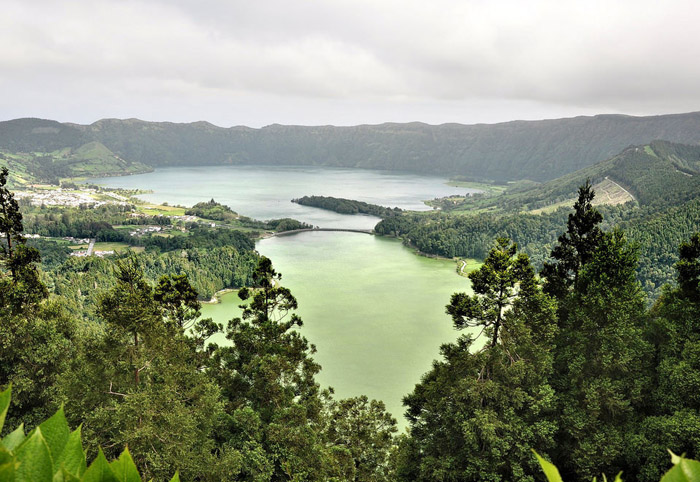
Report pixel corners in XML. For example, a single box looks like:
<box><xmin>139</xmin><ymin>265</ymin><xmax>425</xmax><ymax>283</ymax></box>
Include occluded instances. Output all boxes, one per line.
<box><xmin>537</xmin><ymin>183</ymin><xmax>654</xmax><ymax>478</ymax></box>
<box><xmin>551</xmin><ymin>228</ymin><xmax>652</xmax><ymax>479</ymax></box>
<box><xmin>636</xmin><ymin>232</ymin><xmax>700</xmax><ymax>481</ymax></box>
<box><xmin>447</xmin><ymin>237</ymin><xmax>533</xmax><ymax>348</ymax></box>
<box><xmin>323</xmin><ymin>395</ymin><xmax>398</xmax><ymax>482</ymax></box>
<box><xmin>0</xmin><ymin>167</ymin><xmax>47</xmax><ymax>312</ymax></box>
<box><xmin>210</xmin><ymin>257</ymin><xmax>353</xmax><ymax>480</ymax></box>
<box><xmin>676</xmin><ymin>233</ymin><xmax>700</xmax><ymax>302</ymax></box>
<box><xmin>541</xmin><ymin>179</ymin><xmax>604</xmax><ymax>301</ymax></box>
<box><xmin>400</xmin><ymin>239</ymin><xmax>558</xmax><ymax>481</ymax></box>
<box><xmin>0</xmin><ymin>168</ymin><xmax>75</xmax><ymax>432</ymax></box>
<box><xmin>60</xmin><ymin>261</ymin><xmax>223</xmax><ymax>480</ymax></box>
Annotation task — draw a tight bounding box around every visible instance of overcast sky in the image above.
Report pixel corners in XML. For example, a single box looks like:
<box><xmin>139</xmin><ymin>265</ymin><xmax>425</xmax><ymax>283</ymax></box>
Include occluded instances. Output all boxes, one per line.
<box><xmin>2</xmin><ymin>0</ymin><xmax>699</xmax><ymax>127</ymax></box>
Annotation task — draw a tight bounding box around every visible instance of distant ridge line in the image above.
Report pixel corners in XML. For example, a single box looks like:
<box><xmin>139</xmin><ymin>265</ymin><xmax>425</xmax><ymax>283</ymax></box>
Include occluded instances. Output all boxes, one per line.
<box><xmin>4</xmin><ymin>111</ymin><xmax>700</xmax><ymax>182</ymax></box>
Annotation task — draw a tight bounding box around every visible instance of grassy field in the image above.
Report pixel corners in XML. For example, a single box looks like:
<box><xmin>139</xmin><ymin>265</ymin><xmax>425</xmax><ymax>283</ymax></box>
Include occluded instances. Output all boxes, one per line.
<box><xmin>137</xmin><ymin>204</ymin><xmax>187</xmax><ymax>216</ymax></box>
<box><xmin>457</xmin><ymin>258</ymin><xmax>483</xmax><ymax>277</ymax></box>
<box><xmin>92</xmin><ymin>242</ymin><xmax>132</xmax><ymax>252</ymax></box>
<box><xmin>92</xmin><ymin>242</ymin><xmax>145</xmax><ymax>254</ymax></box>
<box><xmin>528</xmin><ymin>200</ymin><xmax>573</xmax><ymax>215</ymax></box>
<box><xmin>446</xmin><ymin>179</ymin><xmax>509</xmax><ymax>194</ymax></box>
<box><xmin>529</xmin><ymin>177</ymin><xmax>635</xmax><ymax>214</ymax></box>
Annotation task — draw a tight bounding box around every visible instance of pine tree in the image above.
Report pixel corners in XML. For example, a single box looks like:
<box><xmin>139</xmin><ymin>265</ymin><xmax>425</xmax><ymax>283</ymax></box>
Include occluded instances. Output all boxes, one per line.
<box><xmin>0</xmin><ymin>167</ymin><xmax>74</xmax><ymax>432</ymax></box>
<box><xmin>210</xmin><ymin>257</ymin><xmax>348</xmax><ymax>480</ymax></box>
<box><xmin>552</xmin><ymin>229</ymin><xmax>652</xmax><ymax>479</ymax></box>
<box><xmin>541</xmin><ymin>179</ymin><xmax>604</xmax><ymax>301</ymax></box>
<box><xmin>401</xmin><ymin>239</ymin><xmax>558</xmax><ymax>481</ymax></box>
<box><xmin>60</xmin><ymin>261</ymin><xmax>222</xmax><ymax>480</ymax></box>
<box><xmin>636</xmin><ymin>232</ymin><xmax>700</xmax><ymax>481</ymax></box>
<box><xmin>0</xmin><ymin>167</ymin><xmax>47</xmax><ymax>312</ymax></box>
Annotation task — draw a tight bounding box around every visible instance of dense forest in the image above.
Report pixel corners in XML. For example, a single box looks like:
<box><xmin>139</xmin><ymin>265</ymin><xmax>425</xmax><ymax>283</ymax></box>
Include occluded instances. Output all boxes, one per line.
<box><xmin>4</xmin><ymin>113</ymin><xmax>700</xmax><ymax>183</ymax></box>
<box><xmin>0</xmin><ymin>167</ymin><xmax>399</xmax><ymax>480</ymax></box>
<box><xmin>3</xmin><ymin>153</ymin><xmax>700</xmax><ymax>481</ymax></box>
<box><xmin>1</xmin><ymin>116</ymin><xmax>700</xmax><ymax>482</ymax></box>
<box><xmin>376</xmin><ymin>141</ymin><xmax>700</xmax><ymax>300</ymax></box>
<box><xmin>292</xmin><ymin>196</ymin><xmax>402</xmax><ymax>218</ymax></box>
<box><xmin>395</xmin><ymin>184</ymin><xmax>700</xmax><ymax>481</ymax></box>
<box><xmin>185</xmin><ymin>199</ymin><xmax>238</xmax><ymax>222</ymax></box>
<box><xmin>16</xmin><ymin>199</ymin><xmax>317</xmax><ymax>303</ymax></box>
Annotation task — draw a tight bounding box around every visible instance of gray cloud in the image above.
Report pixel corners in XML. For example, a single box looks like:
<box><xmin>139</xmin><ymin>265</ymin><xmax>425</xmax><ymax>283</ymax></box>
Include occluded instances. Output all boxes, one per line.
<box><xmin>1</xmin><ymin>0</ymin><xmax>699</xmax><ymax>126</ymax></box>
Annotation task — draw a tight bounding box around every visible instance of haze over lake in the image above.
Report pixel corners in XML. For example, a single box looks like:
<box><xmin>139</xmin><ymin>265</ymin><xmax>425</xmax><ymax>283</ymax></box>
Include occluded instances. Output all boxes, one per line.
<box><xmin>91</xmin><ymin>165</ymin><xmax>474</xmax><ymax>229</ymax></box>
<box><xmin>91</xmin><ymin>165</ymin><xmax>477</xmax><ymax>423</ymax></box>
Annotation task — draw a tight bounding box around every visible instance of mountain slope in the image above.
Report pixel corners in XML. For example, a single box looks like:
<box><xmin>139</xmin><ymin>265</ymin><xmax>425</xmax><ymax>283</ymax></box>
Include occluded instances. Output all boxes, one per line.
<box><xmin>0</xmin><ymin>118</ymin><xmax>90</xmax><ymax>152</ymax></box>
<box><xmin>3</xmin><ymin>112</ymin><xmax>700</xmax><ymax>182</ymax></box>
<box><xmin>0</xmin><ymin>139</ymin><xmax>151</xmax><ymax>185</ymax></box>
<box><xmin>490</xmin><ymin>140</ymin><xmax>700</xmax><ymax>212</ymax></box>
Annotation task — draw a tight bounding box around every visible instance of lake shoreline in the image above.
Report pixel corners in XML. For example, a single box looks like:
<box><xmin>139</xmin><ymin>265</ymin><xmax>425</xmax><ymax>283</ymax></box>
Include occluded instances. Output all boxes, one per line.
<box><xmin>384</xmin><ymin>234</ymin><xmax>481</xmax><ymax>274</ymax></box>
<box><xmin>202</xmin><ymin>288</ymin><xmax>237</xmax><ymax>304</ymax></box>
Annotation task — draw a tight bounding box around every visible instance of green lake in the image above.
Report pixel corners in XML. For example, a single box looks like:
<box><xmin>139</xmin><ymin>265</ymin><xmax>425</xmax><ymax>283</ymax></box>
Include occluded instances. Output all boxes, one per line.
<box><xmin>92</xmin><ymin>166</ymin><xmax>477</xmax><ymax>424</ymax></box>
<box><xmin>201</xmin><ymin>232</ymin><xmax>471</xmax><ymax>425</ymax></box>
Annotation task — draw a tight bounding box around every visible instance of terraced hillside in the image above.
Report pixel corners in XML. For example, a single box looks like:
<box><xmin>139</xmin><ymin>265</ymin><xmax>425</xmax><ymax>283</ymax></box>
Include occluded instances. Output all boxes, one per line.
<box><xmin>486</xmin><ymin>140</ymin><xmax>700</xmax><ymax>213</ymax></box>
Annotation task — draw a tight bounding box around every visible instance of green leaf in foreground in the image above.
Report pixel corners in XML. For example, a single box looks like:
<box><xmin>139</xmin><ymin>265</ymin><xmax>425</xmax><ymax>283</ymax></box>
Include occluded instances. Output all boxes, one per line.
<box><xmin>82</xmin><ymin>449</ymin><xmax>119</xmax><ymax>482</ymax></box>
<box><xmin>0</xmin><ymin>386</ymin><xmax>10</xmax><ymax>433</ymax></box>
<box><xmin>109</xmin><ymin>447</ymin><xmax>142</xmax><ymax>482</ymax></box>
<box><xmin>13</xmin><ymin>427</ymin><xmax>52</xmax><ymax>482</ymax></box>
<box><xmin>533</xmin><ymin>450</ymin><xmax>563</xmax><ymax>482</ymax></box>
<box><xmin>0</xmin><ymin>459</ymin><xmax>19</xmax><ymax>480</ymax></box>
<box><xmin>38</xmin><ymin>406</ymin><xmax>70</xmax><ymax>473</ymax></box>
<box><xmin>661</xmin><ymin>452</ymin><xmax>700</xmax><ymax>482</ymax></box>
<box><xmin>1</xmin><ymin>424</ymin><xmax>25</xmax><ymax>451</ymax></box>
<box><xmin>56</xmin><ymin>427</ymin><xmax>87</xmax><ymax>477</ymax></box>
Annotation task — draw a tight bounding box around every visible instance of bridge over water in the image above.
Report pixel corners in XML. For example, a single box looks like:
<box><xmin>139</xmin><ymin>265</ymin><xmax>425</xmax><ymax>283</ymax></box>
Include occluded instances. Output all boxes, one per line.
<box><xmin>272</xmin><ymin>228</ymin><xmax>374</xmax><ymax>237</ymax></box>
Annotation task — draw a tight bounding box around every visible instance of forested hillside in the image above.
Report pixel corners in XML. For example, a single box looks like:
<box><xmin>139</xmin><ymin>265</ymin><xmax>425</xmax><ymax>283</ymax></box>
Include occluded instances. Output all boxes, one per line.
<box><xmin>0</xmin><ymin>168</ymin><xmax>399</xmax><ymax>481</ymax></box>
<box><xmin>376</xmin><ymin>141</ymin><xmax>700</xmax><ymax>299</ymax></box>
<box><xmin>474</xmin><ymin>140</ymin><xmax>700</xmax><ymax>212</ymax></box>
<box><xmin>3</xmin><ymin>169</ymin><xmax>700</xmax><ymax>480</ymax></box>
<box><xmin>3</xmin><ymin>112</ymin><xmax>700</xmax><ymax>182</ymax></box>
<box><xmin>396</xmin><ymin>186</ymin><xmax>700</xmax><ymax>481</ymax></box>
<box><xmin>3</xmin><ymin>122</ymin><xmax>700</xmax><ymax>480</ymax></box>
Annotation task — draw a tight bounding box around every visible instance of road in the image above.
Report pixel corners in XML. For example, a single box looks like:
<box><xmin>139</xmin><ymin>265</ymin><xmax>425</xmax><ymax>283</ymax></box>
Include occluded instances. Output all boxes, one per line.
<box><xmin>86</xmin><ymin>238</ymin><xmax>96</xmax><ymax>256</ymax></box>
<box><xmin>604</xmin><ymin>176</ymin><xmax>635</xmax><ymax>201</ymax></box>
<box><xmin>272</xmin><ymin>228</ymin><xmax>374</xmax><ymax>237</ymax></box>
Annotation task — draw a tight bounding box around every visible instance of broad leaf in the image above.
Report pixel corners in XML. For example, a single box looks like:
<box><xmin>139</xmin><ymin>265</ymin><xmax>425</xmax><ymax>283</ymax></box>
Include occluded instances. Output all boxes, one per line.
<box><xmin>168</xmin><ymin>472</ymin><xmax>180</xmax><ymax>482</ymax></box>
<box><xmin>2</xmin><ymin>424</ymin><xmax>25</xmax><ymax>451</ymax></box>
<box><xmin>0</xmin><ymin>446</ymin><xmax>13</xmax><ymax>465</ymax></box>
<box><xmin>56</xmin><ymin>427</ymin><xmax>87</xmax><ymax>478</ymax></box>
<box><xmin>661</xmin><ymin>456</ymin><xmax>700</xmax><ymax>482</ymax></box>
<box><xmin>82</xmin><ymin>449</ymin><xmax>118</xmax><ymax>482</ymax></box>
<box><xmin>0</xmin><ymin>460</ymin><xmax>19</xmax><ymax>480</ymax></box>
<box><xmin>109</xmin><ymin>447</ymin><xmax>141</xmax><ymax>482</ymax></box>
<box><xmin>0</xmin><ymin>385</ymin><xmax>10</xmax><ymax>434</ymax></box>
<box><xmin>533</xmin><ymin>450</ymin><xmax>564</xmax><ymax>482</ymax></box>
<box><xmin>14</xmin><ymin>427</ymin><xmax>53</xmax><ymax>482</ymax></box>
<box><xmin>39</xmin><ymin>406</ymin><xmax>70</xmax><ymax>473</ymax></box>
<box><xmin>55</xmin><ymin>466</ymin><xmax>82</xmax><ymax>481</ymax></box>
